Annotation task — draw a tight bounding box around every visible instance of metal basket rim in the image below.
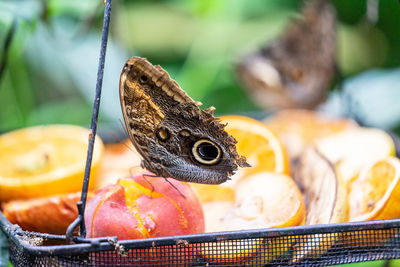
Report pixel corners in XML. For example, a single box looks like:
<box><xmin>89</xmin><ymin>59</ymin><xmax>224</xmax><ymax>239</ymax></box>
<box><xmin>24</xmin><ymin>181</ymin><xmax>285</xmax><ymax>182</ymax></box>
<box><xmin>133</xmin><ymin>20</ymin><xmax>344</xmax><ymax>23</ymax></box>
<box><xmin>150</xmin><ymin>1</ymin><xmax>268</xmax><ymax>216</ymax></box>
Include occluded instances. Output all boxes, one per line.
<box><xmin>2</xmin><ymin>210</ymin><xmax>400</xmax><ymax>257</ymax></box>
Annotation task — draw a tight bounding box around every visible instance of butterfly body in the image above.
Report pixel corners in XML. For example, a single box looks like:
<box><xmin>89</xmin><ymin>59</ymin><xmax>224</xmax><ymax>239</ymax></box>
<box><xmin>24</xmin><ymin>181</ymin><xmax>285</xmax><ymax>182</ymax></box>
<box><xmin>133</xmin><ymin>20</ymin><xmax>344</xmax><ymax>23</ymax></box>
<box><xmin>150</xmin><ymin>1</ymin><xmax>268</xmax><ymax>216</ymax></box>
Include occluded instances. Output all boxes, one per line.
<box><xmin>120</xmin><ymin>57</ymin><xmax>249</xmax><ymax>184</ymax></box>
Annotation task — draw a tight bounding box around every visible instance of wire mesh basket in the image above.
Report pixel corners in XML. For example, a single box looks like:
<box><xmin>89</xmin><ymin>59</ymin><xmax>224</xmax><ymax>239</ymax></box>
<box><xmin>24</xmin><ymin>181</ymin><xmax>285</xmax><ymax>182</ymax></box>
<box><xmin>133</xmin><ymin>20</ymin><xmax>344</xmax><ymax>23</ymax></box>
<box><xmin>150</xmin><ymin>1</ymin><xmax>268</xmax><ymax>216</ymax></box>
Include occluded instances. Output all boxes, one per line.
<box><xmin>2</xmin><ymin>0</ymin><xmax>400</xmax><ymax>266</ymax></box>
<box><xmin>2</xmin><ymin>211</ymin><xmax>400</xmax><ymax>266</ymax></box>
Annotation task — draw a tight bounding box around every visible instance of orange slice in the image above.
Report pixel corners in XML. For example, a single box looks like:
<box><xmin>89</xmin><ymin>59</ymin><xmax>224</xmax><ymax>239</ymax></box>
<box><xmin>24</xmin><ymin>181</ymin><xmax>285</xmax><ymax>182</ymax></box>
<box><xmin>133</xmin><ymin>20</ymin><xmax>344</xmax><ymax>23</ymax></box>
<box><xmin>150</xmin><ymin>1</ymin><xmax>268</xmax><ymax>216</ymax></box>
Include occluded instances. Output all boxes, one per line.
<box><xmin>2</xmin><ymin>191</ymin><xmax>93</xmax><ymax>234</ymax></box>
<box><xmin>338</xmin><ymin>157</ymin><xmax>400</xmax><ymax>249</ymax></box>
<box><xmin>203</xmin><ymin>173</ymin><xmax>305</xmax><ymax>233</ymax></box>
<box><xmin>315</xmin><ymin>127</ymin><xmax>395</xmax><ymax>184</ymax></box>
<box><xmin>200</xmin><ymin>172</ymin><xmax>305</xmax><ymax>264</ymax></box>
<box><xmin>349</xmin><ymin>156</ymin><xmax>400</xmax><ymax>221</ymax></box>
<box><xmin>221</xmin><ymin>115</ymin><xmax>290</xmax><ymax>179</ymax></box>
<box><xmin>264</xmin><ymin>109</ymin><xmax>357</xmax><ymax>159</ymax></box>
<box><xmin>191</xmin><ymin>115</ymin><xmax>289</xmax><ymax>202</ymax></box>
<box><xmin>0</xmin><ymin>125</ymin><xmax>104</xmax><ymax>201</ymax></box>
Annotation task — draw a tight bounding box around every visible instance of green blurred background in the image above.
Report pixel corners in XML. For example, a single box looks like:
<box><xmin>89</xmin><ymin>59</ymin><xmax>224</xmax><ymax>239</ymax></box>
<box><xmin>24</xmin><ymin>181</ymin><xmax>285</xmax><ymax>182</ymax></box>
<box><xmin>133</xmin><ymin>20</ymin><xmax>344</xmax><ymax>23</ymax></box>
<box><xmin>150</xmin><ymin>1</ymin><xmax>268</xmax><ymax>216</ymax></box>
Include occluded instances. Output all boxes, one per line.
<box><xmin>0</xmin><ymin>0</ymin><xmax>400</xmax><ymax>139</ymax></box>
<box><xmin>0</xmin><ymin>0</ymin><xmax>400</xmax><ymax>266</ymax></box>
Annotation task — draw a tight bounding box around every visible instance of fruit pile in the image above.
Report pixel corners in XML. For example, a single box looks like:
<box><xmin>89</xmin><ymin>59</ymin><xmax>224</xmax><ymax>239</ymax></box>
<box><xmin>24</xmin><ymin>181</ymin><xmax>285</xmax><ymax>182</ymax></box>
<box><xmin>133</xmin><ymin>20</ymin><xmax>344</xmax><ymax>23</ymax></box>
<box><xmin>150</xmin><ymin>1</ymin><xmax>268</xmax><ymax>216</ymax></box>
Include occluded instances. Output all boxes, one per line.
<box><xmin>0</xmin><ymin>125</ymin><xmax>204</xmax><ymax>237</ymax></box>
<box><xmin>193</xmin><ymin>111</ymin><xmax>399</xmax><ymax>237</ymax></box>
<box><xmin>192</xmin><ymin>111</ymin><xmax>399</xmax><ymax>263</ymax></box>
<box><xmin>264</xmin><ymin>110</ymin><xmax>399</xmax><ymax>224</ymax></box>
<box><xmin>0</xmin><ymin>110</ymin><xmax>399</xmax><ymax>261</ymax></box>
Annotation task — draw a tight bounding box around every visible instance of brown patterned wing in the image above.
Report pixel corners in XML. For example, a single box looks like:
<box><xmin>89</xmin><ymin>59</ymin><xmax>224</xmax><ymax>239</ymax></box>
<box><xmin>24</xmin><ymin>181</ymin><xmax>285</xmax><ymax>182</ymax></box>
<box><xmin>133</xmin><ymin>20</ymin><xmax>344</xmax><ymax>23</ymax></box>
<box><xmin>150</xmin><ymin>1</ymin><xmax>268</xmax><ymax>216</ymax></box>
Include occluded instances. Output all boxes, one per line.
<box><xmin>120</xmin><ymin>57</ymin><xmax>249</xmax><ymax>184</ymax></box>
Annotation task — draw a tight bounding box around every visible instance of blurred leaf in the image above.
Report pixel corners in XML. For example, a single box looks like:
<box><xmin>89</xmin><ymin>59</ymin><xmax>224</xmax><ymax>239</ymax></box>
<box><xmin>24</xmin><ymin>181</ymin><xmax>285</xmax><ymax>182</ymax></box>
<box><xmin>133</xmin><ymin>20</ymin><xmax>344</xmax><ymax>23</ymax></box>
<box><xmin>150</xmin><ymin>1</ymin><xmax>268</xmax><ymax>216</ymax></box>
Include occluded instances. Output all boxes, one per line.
<box><xmin>331</xmin><ymin>0</ymin><xmax>366</xmax><ymax>25</ymax></box>
<box><xmin>338</xmin><ymin>23</ymin><xmax>388</xmax><ymax>75</ymax></box>
<box><xmin>0</xmin><ymin>20</ymin><xmax>36</xmax><ymax>132</ymax></box>
<box><xmin>187</xmin><ymin>0</ymin><xmax>230</xmax><ymax>17</ymax></box>
<box><xmin>24</xmin><ymin>21</ymin><xmax>129</xmax><ymax>125</ymax></box>
<box><xmin>0</xmin><ymin>0</ymin><xmax>42</xmax><ymax>23</ymax></box>
<box><xmin>114</xmin><ymin>1</ymin><xmax>290</xmax><ymax>60</ymax></box>
<box><xmin>336</xmin><ymin>260</ymin><xmax>387</xmax><ymax>267</ymax></box>
<box><xmin>114</xmin><ymin>3</ymin><xmax>197</xmax><ymax>60</ymax></box>
<box><xmin>336</xmin><ymin>259</ymin><xmax>400</xmax><ymax>267</ymax></box>
<box><xmin>176</xmin><ymin>0</ymin><xmax>246</xmax><ymax>100</ymax></box>
<box><xmin>26</xmin><ymin>98</ymin><xmax>92</xmax><ymax>126</ymax></box>
<box><xmin>377</xmin><ymin>0</ymin><xmax>400</xmax><ymax>67</ymax></box>
<box><xmin>48</xmin><ymin>0</ymin><xmax>98</xmax><ymax>18</ymax></box>
<box><xmin>0</xmin><ymin>70</ymin><xmax>25</xmax><ymax>132</ymax></box>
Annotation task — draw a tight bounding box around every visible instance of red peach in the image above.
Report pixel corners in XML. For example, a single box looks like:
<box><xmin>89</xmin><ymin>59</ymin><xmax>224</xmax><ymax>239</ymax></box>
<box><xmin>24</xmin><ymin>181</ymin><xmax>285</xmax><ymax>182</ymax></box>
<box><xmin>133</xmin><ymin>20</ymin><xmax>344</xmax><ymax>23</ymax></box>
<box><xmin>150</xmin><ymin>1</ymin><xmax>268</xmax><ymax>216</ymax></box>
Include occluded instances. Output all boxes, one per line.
<box><xmin>85</xmin><ymin>174</ymin><xmax>204</xmax><ymax>239</ymax></box>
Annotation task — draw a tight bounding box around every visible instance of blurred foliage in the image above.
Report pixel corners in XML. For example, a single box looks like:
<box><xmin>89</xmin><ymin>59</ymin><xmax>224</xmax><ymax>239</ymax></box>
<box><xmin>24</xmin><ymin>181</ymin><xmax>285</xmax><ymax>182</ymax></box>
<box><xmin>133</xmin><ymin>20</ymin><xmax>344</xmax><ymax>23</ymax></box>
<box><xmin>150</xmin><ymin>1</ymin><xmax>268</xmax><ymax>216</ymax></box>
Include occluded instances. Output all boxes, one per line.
<box><xmin>337</xmin><ymin>259</ymin><xmax>400</xmax><ymax>267</ymax></box>
<box><xmin>0</xmin><ymin>0</ymin><xmax>399</xmax><ymax>137</ymax></box>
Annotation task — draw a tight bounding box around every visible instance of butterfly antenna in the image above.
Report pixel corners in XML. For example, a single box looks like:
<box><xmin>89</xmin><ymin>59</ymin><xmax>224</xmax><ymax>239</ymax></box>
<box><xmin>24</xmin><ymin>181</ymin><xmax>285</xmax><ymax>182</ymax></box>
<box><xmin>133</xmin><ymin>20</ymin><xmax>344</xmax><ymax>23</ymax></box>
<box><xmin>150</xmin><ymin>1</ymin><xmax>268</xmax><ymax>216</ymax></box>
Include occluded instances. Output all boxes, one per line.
<box><xmin>164</xmin><ymin>177</ymin><xmax>186</xmax><ymax>199</ymax></box>
<box><xmin>119</xmin><ymin>118</ymin><xmax>130</xmax><ymax>139</ymax></box>
<box><xmin>109</xmin><ymin>131</ymin><xmax>123</xmax><ymax>143</ymax></box>
<box><xmin>109</xmin><ymin>131</ymin><xmax>137</xmax><ymax>155</ymax></box>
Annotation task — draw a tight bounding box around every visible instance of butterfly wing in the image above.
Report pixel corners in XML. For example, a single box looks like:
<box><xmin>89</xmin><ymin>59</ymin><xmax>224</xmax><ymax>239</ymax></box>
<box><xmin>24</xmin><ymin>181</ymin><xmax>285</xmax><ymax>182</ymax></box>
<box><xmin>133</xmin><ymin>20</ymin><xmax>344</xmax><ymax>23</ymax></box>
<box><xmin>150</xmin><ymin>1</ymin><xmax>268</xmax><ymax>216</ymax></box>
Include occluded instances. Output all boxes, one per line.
<box><xmin>237</xmin><ymin>0</ymin><xmax>337</xmax><ymax>109</ymax></box>
<box><xmin>120</xmin><ymin>57</ymin><xmax>249</xmax><ymax>184</ymax></box>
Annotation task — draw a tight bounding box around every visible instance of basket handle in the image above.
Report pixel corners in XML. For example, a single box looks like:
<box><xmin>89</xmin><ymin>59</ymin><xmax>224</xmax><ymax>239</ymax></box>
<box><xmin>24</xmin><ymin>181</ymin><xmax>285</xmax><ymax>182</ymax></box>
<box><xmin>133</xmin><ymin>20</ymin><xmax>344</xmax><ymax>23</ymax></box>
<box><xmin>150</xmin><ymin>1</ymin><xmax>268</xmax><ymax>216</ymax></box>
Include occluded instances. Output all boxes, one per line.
<box><xmin>66</xmin><ymin>0</ymin><xmax>113</xmax><ymax>242</ymax></box>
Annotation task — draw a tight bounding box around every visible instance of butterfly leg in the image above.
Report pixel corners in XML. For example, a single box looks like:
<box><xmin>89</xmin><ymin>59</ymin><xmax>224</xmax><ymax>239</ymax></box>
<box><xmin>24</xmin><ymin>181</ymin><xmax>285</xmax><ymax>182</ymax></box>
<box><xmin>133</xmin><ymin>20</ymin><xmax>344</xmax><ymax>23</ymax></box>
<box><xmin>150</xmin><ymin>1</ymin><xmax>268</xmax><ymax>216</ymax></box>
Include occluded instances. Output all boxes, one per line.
<box><xmin>142</xmin><ymin>173</ymin><xmax>156</xmax><ymax>193</ymax></box>
<box><xmin>163</xmin><ymin>177</ymin><xmax>186</xmax><ymax>199</ymax></box>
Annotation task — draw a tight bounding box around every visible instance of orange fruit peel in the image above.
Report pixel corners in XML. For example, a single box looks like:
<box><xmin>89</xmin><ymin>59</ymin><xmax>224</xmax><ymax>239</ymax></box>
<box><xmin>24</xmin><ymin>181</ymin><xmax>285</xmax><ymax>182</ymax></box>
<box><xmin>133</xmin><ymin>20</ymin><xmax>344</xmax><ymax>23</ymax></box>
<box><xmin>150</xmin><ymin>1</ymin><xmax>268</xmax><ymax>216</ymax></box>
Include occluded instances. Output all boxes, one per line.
<box><xmin>264</xmin><ymin>109</ymin><xmax>357</xmax><ymax>158</ymax></box>
<box><xmin>0</xmin><ymin>125</ymin><xmax>104</xmax><ymax>201</ymax></box>
<box><xmin>349</xmin><ymin>156</ymin><xmax>400</xmax><ymax>221</ymax></box>
<box><xmin>192</xmin><ymin>115</ymin><xmax>289</xmax><ymax>202</ymax></box>
<box><xmin>315</xmin><ymin>127</ymin><xmax>395</xmax><ymax>183</ymax></box>
<box><xmin>220</xmin><ymin>115</ymin><xmax>290</xmax><ymax>181</ymax></box>
<box><xmin>200</xmin><ymin>172</ymin><xmax>305</xmax><ymax>264</ymax></box>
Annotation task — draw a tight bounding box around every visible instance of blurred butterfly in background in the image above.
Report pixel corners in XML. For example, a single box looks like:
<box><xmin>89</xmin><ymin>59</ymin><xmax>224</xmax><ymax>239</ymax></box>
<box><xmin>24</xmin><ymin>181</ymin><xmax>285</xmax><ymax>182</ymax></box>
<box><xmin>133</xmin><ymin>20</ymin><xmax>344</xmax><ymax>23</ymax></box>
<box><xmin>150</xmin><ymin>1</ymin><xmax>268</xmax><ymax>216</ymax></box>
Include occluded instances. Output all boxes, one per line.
<box><xmin>236</xmin><ymin>0</ymin><xmax>337</xmax><ymax>110</ymax></box>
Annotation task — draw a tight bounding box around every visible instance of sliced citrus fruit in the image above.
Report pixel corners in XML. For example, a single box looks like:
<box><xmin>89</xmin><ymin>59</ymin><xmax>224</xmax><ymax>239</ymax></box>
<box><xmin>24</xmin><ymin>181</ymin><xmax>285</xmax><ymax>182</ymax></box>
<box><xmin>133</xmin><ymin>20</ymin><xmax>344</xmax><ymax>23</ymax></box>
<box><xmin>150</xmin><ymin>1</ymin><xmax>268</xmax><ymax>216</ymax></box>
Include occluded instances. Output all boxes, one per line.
<box><xmin>338</xmin><ymin>157</ymin><xmax>400</xmax><ymax>248</ymax></box>
<box><xmin>204</xmin><ymin>173</ymin><xmax>305</xmax><ymax>233</ymax></box>
<box><xmin>194</xmin><ymin>115</ymin><xmax>294</xmax><ymax>264</ymax></box>
<box><xmin>349</xmin><ymin>156</ymin><xmax>400</xmax><ymax>221</ymax></box>
<box><xmin>189</xmin><ymin>184</ymin><xmax>235</xmax><ymax>203</ymax></box>
<box><xmin>191</xmin><ymin>115</ymin><xmax>289</xmax><ymax>202</ymax></box>
<box><xmin>2</xmin><ymin>191</ymin><xmax>93</xmax><ymax>234</ymax></box>
<box><xmin>0</xmin><ymin>125</ymin><xmax>104</xmax><ymax>201</ymax></box>
<box><xmin>200</xmin><ymin>239</ymin><xmax>262</xmax><ymax>265</ymax></box>
<box><xmin>200</xmin><ymin>172</ymin><xmax>305</xmax><ymax>264</ymax></box>
<box><xmin>264</xmin><ymin>109</ymin><xmax>357</xmax><ymax>158</ymax></box>
<box><xmin>220</xmin><ymin>115</ymin><xmax>290</xmax><ymax>179</ymax></box>
<box><xmin>315</xmin><ymin>127</ymin><xmax>395</xmax><ymax>183</ymax></box>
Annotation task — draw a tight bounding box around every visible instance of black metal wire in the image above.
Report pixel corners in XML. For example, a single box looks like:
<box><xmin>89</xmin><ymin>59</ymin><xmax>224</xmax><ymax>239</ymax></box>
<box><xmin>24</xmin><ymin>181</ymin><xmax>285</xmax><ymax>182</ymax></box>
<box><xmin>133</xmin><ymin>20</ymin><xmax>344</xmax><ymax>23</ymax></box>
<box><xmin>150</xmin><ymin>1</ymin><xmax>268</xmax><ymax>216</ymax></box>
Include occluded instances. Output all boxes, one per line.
<box><xmin>65</xmin><ymin>0</ymin><xmax>113</xmax><ymax>241</ymax></box>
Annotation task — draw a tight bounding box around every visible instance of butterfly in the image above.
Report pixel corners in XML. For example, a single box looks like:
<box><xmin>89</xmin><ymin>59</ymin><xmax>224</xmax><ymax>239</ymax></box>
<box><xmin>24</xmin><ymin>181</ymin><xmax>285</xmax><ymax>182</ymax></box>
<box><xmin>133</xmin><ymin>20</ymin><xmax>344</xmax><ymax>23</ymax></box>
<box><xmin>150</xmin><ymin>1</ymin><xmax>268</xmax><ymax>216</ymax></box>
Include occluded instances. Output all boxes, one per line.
<box><xmin>236</xmin><ymin>0</ymin><xmax>337</xmax><ymax>110</ymax></box>
<box><xmin>119</xmin><ymin>57</ymin><xmax>249</xmax><ymax>184</ymax></box>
